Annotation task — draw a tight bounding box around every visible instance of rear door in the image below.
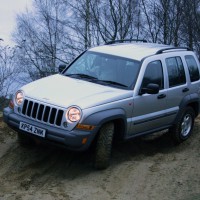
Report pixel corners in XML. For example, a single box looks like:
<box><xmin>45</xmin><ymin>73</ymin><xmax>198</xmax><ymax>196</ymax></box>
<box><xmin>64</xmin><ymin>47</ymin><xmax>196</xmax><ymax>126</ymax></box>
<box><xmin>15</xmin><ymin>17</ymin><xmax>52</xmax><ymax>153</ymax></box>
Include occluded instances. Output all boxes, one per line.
<box><xmin>184</xmin><ymin>54</ymin><xmax>200</xmax><ymax>94</ymax></box>
<box><xmin>162</xmin><ymin>55</ymin><xmax>189</xmax><ymax>120</ymax></box>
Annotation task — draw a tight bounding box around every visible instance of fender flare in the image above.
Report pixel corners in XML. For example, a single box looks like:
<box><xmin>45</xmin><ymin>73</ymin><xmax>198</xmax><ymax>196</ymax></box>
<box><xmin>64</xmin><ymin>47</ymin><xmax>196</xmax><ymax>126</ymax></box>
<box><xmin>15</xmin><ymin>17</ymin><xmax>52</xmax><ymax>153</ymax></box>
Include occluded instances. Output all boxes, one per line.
<box><xmin>82</xmin><ymin>108</ymin><xmax>127</xmax><ymax>134</ymax></box>
<box><xmin>174</xmin><ymin>93</ymin><xmax>199</xmax><ymax>123</ymax></box>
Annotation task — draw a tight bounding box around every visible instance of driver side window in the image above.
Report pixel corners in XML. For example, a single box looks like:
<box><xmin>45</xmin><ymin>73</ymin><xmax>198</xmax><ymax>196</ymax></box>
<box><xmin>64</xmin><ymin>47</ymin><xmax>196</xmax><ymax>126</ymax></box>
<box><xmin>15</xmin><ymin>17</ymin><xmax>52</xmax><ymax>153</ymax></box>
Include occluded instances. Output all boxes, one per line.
<box><xmin>142</xmin><ymin>60</ymin><xmax>164</xmax><ymax>89</ymax></box>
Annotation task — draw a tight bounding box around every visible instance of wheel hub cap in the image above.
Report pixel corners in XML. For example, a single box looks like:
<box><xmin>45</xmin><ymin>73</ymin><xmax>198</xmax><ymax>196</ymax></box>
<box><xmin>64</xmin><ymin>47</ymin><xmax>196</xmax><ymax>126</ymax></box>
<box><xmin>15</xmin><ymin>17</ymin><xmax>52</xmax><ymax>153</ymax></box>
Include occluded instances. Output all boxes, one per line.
<box><xmin>181</xmin><ymin>114</ymin><xmax>192</xmax><ymax>137</ymax></box>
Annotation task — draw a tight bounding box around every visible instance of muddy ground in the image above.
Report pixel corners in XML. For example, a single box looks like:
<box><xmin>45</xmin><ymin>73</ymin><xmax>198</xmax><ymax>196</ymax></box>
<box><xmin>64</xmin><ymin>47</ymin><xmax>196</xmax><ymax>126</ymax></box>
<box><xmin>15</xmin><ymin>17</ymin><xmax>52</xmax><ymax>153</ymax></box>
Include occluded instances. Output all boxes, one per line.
<box><xmin>0</xmin><ymin>112</ymin><xmax>200</xmax><ymax>200</ymax></box>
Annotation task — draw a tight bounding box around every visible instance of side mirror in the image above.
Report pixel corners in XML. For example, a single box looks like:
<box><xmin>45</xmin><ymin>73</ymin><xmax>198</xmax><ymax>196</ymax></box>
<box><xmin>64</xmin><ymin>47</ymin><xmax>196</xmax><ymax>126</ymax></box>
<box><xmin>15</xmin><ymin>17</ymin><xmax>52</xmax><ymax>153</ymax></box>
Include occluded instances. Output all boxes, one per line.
<box><xmin>140</xmin><ymin>83</ymin><xmax>160</xmax><ymax>95</ymax></box>
<box><xmin>58</xmin><ymin>64</ymin><xmax>67</xmax><ymax>73</ymax></box>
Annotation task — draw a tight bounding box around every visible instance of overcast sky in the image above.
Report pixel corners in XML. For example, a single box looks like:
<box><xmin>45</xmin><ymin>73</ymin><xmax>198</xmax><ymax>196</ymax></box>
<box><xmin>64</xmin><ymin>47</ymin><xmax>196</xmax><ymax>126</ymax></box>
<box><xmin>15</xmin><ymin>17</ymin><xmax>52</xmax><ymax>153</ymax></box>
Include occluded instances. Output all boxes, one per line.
<box><xmin>0</xmin><ymin>0</ymin><xmax>33</xmax><ymax>46</ymax></box>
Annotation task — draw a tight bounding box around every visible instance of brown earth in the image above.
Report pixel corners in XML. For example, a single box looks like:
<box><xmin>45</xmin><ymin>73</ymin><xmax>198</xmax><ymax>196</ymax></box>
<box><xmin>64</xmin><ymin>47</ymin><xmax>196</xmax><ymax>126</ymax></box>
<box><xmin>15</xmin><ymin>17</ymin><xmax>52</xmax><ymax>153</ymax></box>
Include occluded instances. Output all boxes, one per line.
<box><xmin>0</xmin><ymin>113</ymin><xmax>200</xmax><ymax>200</ymax></box>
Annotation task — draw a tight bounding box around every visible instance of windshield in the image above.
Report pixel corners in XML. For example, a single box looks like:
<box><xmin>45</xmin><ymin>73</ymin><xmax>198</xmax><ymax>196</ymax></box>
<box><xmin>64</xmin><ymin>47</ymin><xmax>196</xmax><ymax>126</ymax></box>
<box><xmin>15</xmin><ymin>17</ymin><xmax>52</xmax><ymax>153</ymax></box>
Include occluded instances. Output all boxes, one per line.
<box><xmin>63</xmin><ymin>51</ymin><xmax>141</xmax><ymax>89</ymax></box>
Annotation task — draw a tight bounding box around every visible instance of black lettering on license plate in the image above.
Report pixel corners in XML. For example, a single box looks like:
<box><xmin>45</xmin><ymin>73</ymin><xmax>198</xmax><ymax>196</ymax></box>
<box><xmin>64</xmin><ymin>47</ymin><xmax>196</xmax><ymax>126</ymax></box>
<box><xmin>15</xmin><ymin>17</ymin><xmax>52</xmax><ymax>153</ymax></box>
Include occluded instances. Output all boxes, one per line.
<box><xmin>19</xmin><ymin>122</ymin><xmax>46</xmax><ymax>138</ymax></box>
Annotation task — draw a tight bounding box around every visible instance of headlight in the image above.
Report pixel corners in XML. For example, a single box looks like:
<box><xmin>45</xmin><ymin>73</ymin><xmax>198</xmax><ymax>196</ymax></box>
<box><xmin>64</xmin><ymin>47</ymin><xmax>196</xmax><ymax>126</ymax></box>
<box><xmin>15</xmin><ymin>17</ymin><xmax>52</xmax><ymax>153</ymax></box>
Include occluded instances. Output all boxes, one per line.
<box><xmin>15</xmin><ymin>91</ymin><xmax>24</xmax><ymax>105</ymax></box>
<box><xmin>67</xmin><ymin>107</ymin><xmax>81</xmax><ymax>122</ymax></box>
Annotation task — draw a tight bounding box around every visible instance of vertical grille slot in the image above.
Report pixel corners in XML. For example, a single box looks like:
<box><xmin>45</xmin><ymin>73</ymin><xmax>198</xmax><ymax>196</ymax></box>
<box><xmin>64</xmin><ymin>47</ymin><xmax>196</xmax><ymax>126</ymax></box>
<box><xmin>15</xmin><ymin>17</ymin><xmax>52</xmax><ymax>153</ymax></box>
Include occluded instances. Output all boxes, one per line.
<box><xmin>56</xmin><ymin>110</ymin><xmax>64</xmax><ymax>126</ymax></box>
<box><xmin>43</xmin><ymin>106</ymin><xmax>50</xmax><ymax>122</ymax></box>
<box><xmin>32</xmin><ymin>103</ymin><xmax>39</xmax><ymax>118</ymax></box>
<box><xmin>27</xmin><ymin>101</ymin><xmax>33</xmax><ymax>116</ymax></box>
<box><xmin>37</xmin><ymin>105</ymin><xmax>44</xmax><ymax>120</ymax></box>
<box><xmin>21</xmin><ymin>99</ymin><xmax>64</xmax><ymax>127</ymax></box>
<box><xmin>22</xmin><ymin>99</ymin><xmax>28</xmax><ymax>114</ymax></box>
<box><xmin>49</xmin><ymin>108</ymin><xmax>57</xmax><ymax>124</ymax></box>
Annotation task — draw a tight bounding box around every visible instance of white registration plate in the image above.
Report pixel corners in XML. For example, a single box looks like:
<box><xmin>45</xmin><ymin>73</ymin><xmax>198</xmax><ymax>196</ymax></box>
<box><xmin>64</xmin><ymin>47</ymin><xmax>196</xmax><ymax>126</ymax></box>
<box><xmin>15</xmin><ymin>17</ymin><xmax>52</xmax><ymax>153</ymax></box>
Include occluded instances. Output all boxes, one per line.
<box><xmin>19</xmin><ymin>122</ymin><xmax>46</xmax><ymax>138</ymax></box>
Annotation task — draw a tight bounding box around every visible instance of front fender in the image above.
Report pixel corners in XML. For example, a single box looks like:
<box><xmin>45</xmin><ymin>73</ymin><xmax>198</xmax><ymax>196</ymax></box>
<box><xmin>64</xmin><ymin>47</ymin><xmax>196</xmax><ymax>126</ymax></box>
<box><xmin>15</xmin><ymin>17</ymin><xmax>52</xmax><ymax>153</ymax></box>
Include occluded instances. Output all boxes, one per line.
<box><xmin>82</xmin><ymin>108</ymin><xmax>127</xmax><ymax>132</ymax></box>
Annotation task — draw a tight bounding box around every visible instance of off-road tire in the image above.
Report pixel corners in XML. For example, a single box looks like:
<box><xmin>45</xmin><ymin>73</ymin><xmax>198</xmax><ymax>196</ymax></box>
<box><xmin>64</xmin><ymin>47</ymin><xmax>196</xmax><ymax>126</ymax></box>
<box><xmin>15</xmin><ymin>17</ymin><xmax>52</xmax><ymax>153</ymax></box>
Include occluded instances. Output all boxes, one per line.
<box><xmin>94</xmin><ymin>122</ymin><xmax>114</xmax><ymax>170</ymax></box>
<box><xmin>170</xmin><ymin>107</ymin><xmax>195</xmax><ymax>144</ymax></box>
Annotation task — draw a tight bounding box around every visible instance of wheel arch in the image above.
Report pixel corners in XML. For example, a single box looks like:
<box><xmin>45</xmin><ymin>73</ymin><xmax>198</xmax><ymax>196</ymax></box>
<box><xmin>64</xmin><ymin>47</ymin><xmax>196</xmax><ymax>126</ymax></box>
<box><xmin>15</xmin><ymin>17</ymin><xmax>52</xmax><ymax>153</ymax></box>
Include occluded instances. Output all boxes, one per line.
<box><xmin>187</xmin><ymin>102</ymin><xmax>199</xmax><ymax>117</ymax></box>
<box><xmin>82</xmin><ymin>108</ymin><xmax>127</xmax><ymax>141</ymax></box>
<box><xmin>177</xmin><ymin>94</ymin><xmax>200</xmax><ymax>122</ymax></box>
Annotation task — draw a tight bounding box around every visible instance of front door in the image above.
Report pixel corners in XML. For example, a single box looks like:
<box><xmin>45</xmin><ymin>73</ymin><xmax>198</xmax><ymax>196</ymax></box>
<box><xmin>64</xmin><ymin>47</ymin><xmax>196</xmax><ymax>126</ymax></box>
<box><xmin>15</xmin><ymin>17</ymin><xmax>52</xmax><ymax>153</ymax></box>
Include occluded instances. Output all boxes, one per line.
<box><xmin>129</xmin><ymin>60</ymin><xmax>168</xmax><ymax>135</ymax></box>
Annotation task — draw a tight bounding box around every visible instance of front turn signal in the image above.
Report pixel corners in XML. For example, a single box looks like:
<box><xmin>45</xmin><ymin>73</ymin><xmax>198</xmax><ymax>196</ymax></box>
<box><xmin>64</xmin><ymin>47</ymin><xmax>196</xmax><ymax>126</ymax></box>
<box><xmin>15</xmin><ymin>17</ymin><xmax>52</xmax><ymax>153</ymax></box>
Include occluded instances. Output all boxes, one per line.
<box><xmin>76</xmin><ymin>124</ymin><xmax>95</xmax><ymax>131</ymax></box>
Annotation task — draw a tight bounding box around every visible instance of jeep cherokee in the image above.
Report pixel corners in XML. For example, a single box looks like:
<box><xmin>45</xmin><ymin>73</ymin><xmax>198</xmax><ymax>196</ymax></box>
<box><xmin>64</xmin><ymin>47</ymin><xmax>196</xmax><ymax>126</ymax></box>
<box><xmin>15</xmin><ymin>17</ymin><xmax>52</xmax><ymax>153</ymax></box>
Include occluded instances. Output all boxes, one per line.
<box><xmin>3</xmin><ymin>40</ymin><xmax>200</xmax><ymax>169</ymax></box>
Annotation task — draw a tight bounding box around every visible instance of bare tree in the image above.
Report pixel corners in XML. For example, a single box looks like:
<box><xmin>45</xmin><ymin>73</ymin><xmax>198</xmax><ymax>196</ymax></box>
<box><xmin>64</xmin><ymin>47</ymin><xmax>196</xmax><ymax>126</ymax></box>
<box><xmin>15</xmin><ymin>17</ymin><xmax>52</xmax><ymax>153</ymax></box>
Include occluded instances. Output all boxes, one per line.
<box><xmin>0</xmin><ymin>43</ymin><xmax>19</xmax><ymax>108</ymax></box>
<box><xmin>140</xmin><ymin>0</ymin><xmax>200</xmax><ymax>50</ymax></box>
<box><xmin>13</xmin><ymin>0</ymin><xmax>142</xmax><ymax>83</ymax></box>
<box><xmin>90</xmin><ymin>0</ymin><xmax>139</xmax><ymax>43</ymax></box>
<box><xmin>11</xmin><ymin>0</ymin><xmax>200</xmax><ymax>89</ymax></box>
<box><xmin>13</xmin><ymin>0</ymin><xmax>69</xmax><ymax>81</ymax></box>
<box><xmin>180</xmin><ymin>0</ymin><xmax>200</xmax><ymax>50</ymax></box>
<box><xmin>140</xmin><ymin>0</ymin><xmax>163</xmax><ymax>43</ymax></box>
<box><xmin>64</xmin><ymin>0</ymin><xmax>94</xmax><ymax>51</ymax></box>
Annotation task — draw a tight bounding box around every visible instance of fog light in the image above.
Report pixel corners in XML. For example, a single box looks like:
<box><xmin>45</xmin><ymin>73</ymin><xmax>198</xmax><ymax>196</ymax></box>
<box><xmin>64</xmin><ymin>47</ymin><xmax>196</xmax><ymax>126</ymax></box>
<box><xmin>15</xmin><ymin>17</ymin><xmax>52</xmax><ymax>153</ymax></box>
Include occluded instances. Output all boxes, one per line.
<box><xmin>63</xmin><ymin>122</ymin><xmax>68</xmax><ymax>128</ymax></box>
<box><xmin>18</xmin><ymin>107</ymin><xmax>21</xmax><ymax>113</ymax></box>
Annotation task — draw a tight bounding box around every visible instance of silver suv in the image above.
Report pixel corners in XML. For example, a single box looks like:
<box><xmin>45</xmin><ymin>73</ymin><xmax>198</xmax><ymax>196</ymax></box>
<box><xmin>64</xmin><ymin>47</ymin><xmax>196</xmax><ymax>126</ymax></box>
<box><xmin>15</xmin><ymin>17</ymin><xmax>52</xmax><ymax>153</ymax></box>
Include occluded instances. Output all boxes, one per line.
<box><xmin>3</xmin><ymin>40</ymin><xmax>200</xmax><ymax>169</ymax></box>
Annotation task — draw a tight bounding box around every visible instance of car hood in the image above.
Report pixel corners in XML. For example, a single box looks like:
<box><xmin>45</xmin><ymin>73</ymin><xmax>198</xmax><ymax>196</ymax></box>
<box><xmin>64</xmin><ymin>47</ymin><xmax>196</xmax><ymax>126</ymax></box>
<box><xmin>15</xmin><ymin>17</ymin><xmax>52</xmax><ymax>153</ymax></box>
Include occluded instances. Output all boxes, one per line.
<box><xmin>21</xmin><ymin>74</ymin><xmax>133</xmax><ymax>109</ymax></box>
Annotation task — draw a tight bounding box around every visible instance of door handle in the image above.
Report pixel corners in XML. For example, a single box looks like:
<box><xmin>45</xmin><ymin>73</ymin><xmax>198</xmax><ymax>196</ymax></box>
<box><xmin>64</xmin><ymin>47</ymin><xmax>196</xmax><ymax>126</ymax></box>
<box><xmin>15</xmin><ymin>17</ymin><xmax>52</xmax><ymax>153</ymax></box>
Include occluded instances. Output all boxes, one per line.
<box><xmin>182</xmin><ymin>88</ymin><xmax>189</xmax><ymax>93</ymax></box>
<box><xmin>157</xmin><ymin>94</ymin><xmax>166</xmax><ymax>99</ymax></box>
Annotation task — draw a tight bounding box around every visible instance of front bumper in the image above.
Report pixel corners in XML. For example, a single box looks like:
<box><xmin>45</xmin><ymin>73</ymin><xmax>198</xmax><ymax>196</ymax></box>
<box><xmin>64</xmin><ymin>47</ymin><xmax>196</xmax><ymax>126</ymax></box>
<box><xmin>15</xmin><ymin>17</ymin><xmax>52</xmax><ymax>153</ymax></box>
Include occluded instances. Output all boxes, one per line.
<box><xmin>3</xmin><ymin>107</ymin><xmax>98</xmax><ymax>151</ymax></box>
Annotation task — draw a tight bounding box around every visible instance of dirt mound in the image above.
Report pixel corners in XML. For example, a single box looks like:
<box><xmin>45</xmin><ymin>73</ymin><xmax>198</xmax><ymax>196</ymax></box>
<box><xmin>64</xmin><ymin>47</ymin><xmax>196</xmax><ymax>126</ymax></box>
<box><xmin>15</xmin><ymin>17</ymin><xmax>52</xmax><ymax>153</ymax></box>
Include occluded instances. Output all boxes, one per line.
<box><xmin>0</xmin><ymin>117</ymin><xmax>200</xmax><ymax>200</ymax></box>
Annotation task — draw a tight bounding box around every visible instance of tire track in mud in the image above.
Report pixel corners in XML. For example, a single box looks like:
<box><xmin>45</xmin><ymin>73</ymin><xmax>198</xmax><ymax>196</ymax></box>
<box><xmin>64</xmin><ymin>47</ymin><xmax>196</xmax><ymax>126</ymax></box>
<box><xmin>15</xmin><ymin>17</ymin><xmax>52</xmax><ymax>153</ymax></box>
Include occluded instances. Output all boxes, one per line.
<box><xmin>96</xmin><ymin>122</ymin><xmax>200</xmax><ymax>200</ymax></box>
<box><xmin>0</xmin><ymin>132</ymin><xmax>83</xmax><ymax>197</ymax></box>
<box><xmin>0</xmin><ymin>119</ymin><xmax>200</xmax><ymax>200</ymax></box>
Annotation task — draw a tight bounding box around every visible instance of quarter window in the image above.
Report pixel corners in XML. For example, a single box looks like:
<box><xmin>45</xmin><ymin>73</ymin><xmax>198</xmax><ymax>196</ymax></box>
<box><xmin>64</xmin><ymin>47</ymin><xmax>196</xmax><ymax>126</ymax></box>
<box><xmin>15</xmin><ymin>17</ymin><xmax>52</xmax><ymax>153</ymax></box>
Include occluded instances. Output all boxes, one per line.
<box><xmin>142</xmin><ymin>60</ymin><xmax>163</xmax><ymax>89</ymax></box>
<box><xmin>166</xmin><ymin>57</ymin><xmax>186</xmax><ymax>87</ymax></box>
<box><xmin>185</xmin><ymin>55</ymin><xmax>200</xmax><ymax>82</ymax></box>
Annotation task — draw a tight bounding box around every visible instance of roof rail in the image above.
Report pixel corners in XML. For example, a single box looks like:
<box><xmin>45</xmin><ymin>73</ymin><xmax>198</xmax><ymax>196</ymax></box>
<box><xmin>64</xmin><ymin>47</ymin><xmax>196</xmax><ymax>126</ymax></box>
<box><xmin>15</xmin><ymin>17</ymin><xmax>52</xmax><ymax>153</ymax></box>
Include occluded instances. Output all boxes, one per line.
<box><xmin>105</xmin><ymin>39</ymin><xmax>148</xmax><ymax>45</ymax></box>
<box><xmin>156</xmin><ymin>47</ymin><xmax>190</xmax><ymax>54</ymax></box>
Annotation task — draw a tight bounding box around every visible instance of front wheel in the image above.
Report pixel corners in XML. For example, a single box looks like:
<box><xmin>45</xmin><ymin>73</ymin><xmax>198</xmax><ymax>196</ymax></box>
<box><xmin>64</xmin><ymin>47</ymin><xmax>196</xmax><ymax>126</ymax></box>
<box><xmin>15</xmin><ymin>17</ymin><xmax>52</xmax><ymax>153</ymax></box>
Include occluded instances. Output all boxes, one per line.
<box><xmin>94</xmin><ymin>122</ymin><xmax>114</xmax><ymax>170</ymax></box>
<box><xmin>170</xmin><ymin>107</ymin><xmax>195</xmax><ymax>144</ymax></box>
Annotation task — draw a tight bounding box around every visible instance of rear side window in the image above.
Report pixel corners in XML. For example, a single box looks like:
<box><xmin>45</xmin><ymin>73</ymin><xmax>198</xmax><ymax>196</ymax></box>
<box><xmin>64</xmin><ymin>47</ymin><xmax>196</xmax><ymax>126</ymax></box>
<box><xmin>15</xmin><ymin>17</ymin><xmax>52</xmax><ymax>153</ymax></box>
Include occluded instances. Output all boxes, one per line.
<box><xmin>185</xmin><ymin>55</ymin><xmax>200</xmax><ymax>82</ymax></box>
<box><xmin>142</xmin><ymin>60</ymin><xmax>163</xmax><ymax>89</ymax></box>
<box><xmin>166</xmin><ymin>57</ymin><xmax>186</xmax><ymax>87</ymax></box>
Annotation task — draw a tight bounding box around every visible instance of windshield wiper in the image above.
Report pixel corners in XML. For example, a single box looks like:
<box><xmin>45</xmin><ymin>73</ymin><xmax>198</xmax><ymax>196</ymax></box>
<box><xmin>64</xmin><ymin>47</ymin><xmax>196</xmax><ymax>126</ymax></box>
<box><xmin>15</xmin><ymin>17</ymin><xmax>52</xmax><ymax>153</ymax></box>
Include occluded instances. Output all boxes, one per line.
<box><xmin>98</xmin><ymin>80</ymin><xmax>127</xmax><ymax>87</ymax></box>
<box><xmin>65</xmin><ymin>73</ymin><xmax>98</xmax><ymax>80</ymax></box>
<box><xmin>65</xmin><ymin>74</ymin><xmax>127</xmax><ymax>87</ymax></box>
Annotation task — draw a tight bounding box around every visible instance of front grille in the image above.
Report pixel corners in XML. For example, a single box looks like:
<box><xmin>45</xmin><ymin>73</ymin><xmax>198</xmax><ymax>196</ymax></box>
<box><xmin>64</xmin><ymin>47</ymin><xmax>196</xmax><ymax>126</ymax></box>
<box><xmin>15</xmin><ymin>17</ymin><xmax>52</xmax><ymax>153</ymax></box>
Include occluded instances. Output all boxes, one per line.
<box><xmin>21</xmin><ymin>99</ymin><xmax>64</xmax><ymax>126</ymax></box>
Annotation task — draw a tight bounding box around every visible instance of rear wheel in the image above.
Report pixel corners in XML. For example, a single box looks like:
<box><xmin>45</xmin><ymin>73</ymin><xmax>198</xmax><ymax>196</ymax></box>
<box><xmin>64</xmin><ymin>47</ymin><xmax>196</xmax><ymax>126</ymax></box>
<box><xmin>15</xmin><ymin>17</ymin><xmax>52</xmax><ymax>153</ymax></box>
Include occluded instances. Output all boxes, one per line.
<box><xmin>94</xmin><ymin>122</ymin><xmax>114</xmax><ymax>170</ymax></box>
<box><xmin>170</xmin><ymin>107</ymin><xmax>195</xmax><ymax>144</ymax></box>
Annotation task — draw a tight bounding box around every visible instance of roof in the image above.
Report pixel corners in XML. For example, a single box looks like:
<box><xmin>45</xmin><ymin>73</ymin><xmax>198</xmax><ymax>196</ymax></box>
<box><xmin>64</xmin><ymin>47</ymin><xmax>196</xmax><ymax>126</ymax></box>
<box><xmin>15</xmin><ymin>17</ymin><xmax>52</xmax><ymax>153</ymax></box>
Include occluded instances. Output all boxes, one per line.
<box><xmin>89</xmin><ymin>43</ymin><xmax>175</xmax><ymax>61</ymax></box>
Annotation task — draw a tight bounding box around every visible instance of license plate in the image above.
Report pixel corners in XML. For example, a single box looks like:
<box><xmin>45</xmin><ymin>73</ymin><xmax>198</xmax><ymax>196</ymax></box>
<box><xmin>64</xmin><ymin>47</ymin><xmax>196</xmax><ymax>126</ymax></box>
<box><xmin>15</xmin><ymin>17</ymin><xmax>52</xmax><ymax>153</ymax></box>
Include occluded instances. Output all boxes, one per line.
<box><xmin>19</xmin><ymin>122</ymin><xmax>46</xmax><ymax>138</ymax></box>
